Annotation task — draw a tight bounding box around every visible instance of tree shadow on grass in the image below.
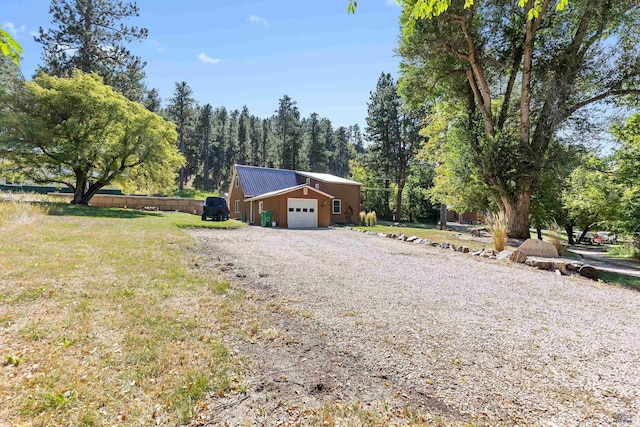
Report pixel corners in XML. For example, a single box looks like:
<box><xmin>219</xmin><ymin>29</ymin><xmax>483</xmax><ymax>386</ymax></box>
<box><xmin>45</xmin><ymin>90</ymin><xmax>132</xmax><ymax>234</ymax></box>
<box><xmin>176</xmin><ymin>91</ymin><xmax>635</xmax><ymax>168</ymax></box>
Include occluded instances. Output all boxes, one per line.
<box><xmin>48</xmin><ymin>203</ymin><xmax>163</xmax><ymax>219</ymax></box>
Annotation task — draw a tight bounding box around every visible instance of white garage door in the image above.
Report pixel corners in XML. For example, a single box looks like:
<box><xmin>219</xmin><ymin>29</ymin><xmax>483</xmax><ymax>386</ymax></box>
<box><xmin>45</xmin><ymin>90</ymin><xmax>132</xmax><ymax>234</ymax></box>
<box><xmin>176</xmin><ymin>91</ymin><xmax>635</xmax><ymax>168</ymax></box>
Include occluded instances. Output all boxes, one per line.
<box><xmin>287</xmin><ymin>198</ymin><xmax>318</xmax><ymax>228</ymax></box>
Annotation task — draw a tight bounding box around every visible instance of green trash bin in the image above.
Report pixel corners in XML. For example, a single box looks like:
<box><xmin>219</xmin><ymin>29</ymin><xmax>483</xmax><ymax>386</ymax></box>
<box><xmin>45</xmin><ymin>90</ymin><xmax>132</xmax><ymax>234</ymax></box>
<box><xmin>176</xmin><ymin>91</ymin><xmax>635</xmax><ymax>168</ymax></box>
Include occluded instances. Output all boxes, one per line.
<box><xmin>261</xmin><ymin>211</ymin><xmax>273</xmax><ymax>227</ymax></box>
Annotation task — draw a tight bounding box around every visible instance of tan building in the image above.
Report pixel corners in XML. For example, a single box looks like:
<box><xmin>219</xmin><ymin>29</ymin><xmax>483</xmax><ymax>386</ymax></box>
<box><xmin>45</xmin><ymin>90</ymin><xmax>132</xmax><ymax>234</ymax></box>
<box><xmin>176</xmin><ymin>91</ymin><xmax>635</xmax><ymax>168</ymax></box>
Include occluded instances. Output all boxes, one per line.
<box><xmin>228</xmin><ymin>165</ymin><xmax>362</xmax><ymax>228</ymax></box>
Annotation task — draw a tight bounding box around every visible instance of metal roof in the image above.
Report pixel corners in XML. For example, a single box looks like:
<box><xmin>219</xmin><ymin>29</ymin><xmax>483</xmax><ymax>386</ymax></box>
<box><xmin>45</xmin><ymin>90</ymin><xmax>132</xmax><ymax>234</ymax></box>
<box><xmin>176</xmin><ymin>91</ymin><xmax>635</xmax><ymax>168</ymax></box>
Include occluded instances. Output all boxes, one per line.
<box><xmin>235</xmin><ymin>165</ymin><xmax>299</xmax><ymax>197</ymax></box>
<box><xmin>295</xmin><ymin>171</ymin><xmax>361</xmax><ymax>186</ymax></box>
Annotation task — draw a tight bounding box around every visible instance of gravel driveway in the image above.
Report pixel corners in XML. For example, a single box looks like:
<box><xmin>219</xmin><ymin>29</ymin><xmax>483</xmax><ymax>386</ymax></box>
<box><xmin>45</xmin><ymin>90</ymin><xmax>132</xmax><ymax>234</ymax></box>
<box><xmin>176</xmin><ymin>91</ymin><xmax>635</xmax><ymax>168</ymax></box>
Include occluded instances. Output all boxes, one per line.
<box><xmin>190</xmin><ymin>227</ymin><xmax>640</xmax><ymax>426</ymax></box>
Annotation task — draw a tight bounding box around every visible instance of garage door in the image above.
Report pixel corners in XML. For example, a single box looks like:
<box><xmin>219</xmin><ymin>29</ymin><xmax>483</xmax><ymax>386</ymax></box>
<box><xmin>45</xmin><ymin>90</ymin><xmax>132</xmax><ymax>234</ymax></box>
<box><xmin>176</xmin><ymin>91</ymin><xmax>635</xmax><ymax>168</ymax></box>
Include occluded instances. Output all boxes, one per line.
<box><xmin>287</xmin><ymin>198</ymin><xmax>318</xmax><ymax>228</ymax></box>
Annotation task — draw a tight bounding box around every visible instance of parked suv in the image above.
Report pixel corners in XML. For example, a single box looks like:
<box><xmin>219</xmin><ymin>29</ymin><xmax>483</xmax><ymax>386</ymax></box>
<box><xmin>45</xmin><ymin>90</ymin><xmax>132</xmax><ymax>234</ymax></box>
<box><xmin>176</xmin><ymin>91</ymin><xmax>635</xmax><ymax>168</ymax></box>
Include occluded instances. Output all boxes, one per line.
<box><xmin>202</xmin><ymin>196</ymin><xmax>230</xmax><ymax>221</ymax></box>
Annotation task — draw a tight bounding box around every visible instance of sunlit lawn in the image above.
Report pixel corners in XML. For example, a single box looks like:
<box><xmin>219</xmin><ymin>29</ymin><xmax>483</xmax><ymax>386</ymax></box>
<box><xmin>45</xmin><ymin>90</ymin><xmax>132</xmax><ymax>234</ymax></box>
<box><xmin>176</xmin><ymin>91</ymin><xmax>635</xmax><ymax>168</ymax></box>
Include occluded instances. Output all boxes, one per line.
<box><xmin>0</xmin><ymin>201</ymin><xmax>247</xmax><ymax>426</ymax></box>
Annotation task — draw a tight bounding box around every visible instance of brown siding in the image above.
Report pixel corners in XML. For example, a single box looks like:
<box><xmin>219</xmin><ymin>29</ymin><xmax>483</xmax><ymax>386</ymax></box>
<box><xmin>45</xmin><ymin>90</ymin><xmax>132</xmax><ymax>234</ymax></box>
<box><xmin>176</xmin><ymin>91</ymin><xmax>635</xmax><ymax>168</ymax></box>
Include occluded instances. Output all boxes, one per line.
<box><xmin>272</xmin><ymin>187</ymin><xmax>332</xmax><ymax>228</ymax></box>
<box><xmin>228</xmin><ymin>169</ymin><xmax>251</xmax><ymax>222</ymax></box>
<box><xmin>305</xmin><ymin>179</ymin><xmax>361</xmax><ymax>224</ymax></box>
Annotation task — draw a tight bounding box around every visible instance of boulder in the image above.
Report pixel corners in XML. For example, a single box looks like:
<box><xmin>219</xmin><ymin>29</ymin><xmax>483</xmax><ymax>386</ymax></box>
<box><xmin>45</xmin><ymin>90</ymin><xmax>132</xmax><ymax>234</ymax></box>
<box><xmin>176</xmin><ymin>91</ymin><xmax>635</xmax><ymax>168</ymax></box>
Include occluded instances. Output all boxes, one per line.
<box><xmin>517</xmin><ymin>239</ymin><xmax>559</xmax><ymax>258</ymax></box>
<box><xmin>406</xmin><ymin>235</ymin><xmax>419</xmax><ymax>243</ymax></box>
<box><xmin>422</xmin><ymin>239</ymin><xmax>432</xmax><ymax>245</ymax></box>
<box><xmin>525</xmin><ymin>257</ymin><xmax>555</xmax><ymax>271</ymax></box>
<box><xmin>496</xmin><ymin>250</ymin><xmax>514</xmax><ymax>261</ymax></box>
<box><xmin>578</xmin><ymin>265</ymin><xmax>599</xmax><ymax>280</ymax></box>
<box><xmin>377</xmin><ymin>232</ymin><xmax>388</xmax><ymax>238</ymax></box>
<box><xmin>413</xmin><ymin>238</ymin><xmax>423</xmax><ymax>244</ymax></box>
<box><xmin>509</xmin><ymin>249</ymin><xmax>527</xmax><ymax>263</ymax></box>
<box><xmin>471</xmin><ymin>250</ymin><xmax>483</xmax><ymax>256</ymax></box>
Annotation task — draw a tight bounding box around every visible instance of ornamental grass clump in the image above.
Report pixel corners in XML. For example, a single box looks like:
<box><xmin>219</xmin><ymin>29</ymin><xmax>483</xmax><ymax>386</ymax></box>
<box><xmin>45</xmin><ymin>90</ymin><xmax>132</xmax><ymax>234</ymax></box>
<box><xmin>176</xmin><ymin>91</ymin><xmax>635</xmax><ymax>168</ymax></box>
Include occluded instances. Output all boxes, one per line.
<box><xmin>548</xmin><ymin>219</ymin><xmax>563</xmax><ymax>255</ymax></box>
<box><xmin>366</xmin><ymin>211</ymin><xmax>377</xmax><ymax>227</ymax></box>
<box><xmin>485</xmin><ymin>211</ymin><xmax>507</xmax><ymax>252</ymax></box>
<box><xmin>359</xmin><ymin>211</ymin><xmax>367</xmax><ymax>226</ymax></box>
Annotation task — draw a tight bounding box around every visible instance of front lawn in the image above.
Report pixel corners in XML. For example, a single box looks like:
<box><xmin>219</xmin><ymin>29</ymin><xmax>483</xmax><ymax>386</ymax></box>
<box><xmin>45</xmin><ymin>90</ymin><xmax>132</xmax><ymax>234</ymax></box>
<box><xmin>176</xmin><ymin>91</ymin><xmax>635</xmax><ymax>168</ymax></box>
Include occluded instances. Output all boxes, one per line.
<box><xmin>0</xmin><ymin>200</ymin><xmax>247</xmax><ymax>426</ymax></box>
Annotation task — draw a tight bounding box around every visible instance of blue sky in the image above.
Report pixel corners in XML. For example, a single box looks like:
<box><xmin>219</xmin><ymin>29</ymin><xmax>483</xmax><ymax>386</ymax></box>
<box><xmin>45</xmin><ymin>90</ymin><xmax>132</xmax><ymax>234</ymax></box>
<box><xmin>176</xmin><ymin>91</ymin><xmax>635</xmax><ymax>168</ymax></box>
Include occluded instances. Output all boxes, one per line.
<box><xmin>3</xmin><ymin>0</ymin><xmax>402</xmax><ymax>130</ymax></box>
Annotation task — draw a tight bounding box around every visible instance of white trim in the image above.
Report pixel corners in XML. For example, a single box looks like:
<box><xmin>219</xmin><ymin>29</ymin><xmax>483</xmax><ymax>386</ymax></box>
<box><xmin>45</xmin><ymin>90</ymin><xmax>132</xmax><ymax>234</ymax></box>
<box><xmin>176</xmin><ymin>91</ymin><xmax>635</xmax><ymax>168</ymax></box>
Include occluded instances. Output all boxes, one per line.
<box><xmin>332</xmin><ymin>199</ymin><xmax>341</xmax><ymax>215</ymax></box>
<box><xmin>315</xmin><ymin>183</ymin><xmax>320</xmax><ymax>190</ymax></box>
<box><xmin>303</xmin><ymin>187</ymin><xmax>308</xmax><ymax>195</ymax></box>
<box><xmin>306</xmin><ymin>177</ymin><xmax>311</xmax><ymax>185</ymax></box>
<box><xmin>235</xmin><ymin>200</ymin><xmax>240</xmax><ymax>213</ymax></box>
<box><xmin>244</xmin><ymin>184</ymin><xmax>334</xmax><ymax>202</ymax></box>
<box><xmin>258</xmin><ymin>201</ymin><xmax>264</xmax><ymax>213</ymax></box>
<box><xmin>250</xmin><ymin>200</ymin><xmax>253</xmax><ymax>224</ymax></box>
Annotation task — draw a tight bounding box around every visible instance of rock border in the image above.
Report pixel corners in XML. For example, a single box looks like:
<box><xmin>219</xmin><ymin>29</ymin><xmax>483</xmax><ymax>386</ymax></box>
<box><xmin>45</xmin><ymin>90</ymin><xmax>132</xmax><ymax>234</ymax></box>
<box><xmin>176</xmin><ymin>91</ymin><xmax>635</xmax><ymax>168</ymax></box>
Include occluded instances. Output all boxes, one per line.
<box><xmin>344</xmin><ymin>227</ymin><xmax>598</xmax><ymax>280</ymax></box>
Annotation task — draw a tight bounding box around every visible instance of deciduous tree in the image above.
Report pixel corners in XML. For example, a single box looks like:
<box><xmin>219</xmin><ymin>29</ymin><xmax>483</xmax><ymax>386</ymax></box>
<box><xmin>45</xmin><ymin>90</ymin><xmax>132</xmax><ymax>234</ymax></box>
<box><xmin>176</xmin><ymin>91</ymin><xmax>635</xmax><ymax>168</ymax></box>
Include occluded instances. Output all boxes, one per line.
<box><xmin>0</xmin><ymin>71</ymin><xmax>182</xmax><ymax>204</ymax></box>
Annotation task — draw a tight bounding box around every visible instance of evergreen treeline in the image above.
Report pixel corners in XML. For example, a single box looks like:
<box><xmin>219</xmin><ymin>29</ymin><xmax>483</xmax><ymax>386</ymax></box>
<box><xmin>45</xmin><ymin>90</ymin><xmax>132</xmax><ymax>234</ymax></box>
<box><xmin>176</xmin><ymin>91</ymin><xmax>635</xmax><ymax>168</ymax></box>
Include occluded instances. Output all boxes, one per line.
<box><xmin>162</xmin><ymin>84</ymin><xmax>364</xmax><ymax>192</ymax></box>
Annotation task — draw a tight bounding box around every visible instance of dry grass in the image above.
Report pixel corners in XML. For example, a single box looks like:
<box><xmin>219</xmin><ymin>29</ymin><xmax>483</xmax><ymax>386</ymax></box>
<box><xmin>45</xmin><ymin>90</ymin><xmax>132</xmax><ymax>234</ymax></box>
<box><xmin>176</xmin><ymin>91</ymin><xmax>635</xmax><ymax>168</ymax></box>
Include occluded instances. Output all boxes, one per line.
<box><xmin>547</xmin><ymin>219</ymin><xmax>564</xmax><ymax>255</ymax></box>
<box><xmin>366</xmin><ymin>211</ymin><xmax>377</xmax><ymax>227</ymax></box>
<box><xmin>0</xmin><ymin>201</ymin><xmax>247</xmax><ymax>426</ymax></box>
<box><xmin>0</xmin><ymin>198</ymin><xmax>52</xmax><ymax>227</ymax></box>
<box><xmin>484</xmin><ymin>211</ymin><xmax>507</xmax><ymax>252</ymax></box>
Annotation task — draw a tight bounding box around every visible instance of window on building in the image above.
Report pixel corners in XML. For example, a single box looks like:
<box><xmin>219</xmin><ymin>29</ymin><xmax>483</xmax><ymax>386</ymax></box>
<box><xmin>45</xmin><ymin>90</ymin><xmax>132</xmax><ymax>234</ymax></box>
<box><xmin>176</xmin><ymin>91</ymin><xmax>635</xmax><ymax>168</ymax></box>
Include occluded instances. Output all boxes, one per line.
<box><xmin>332</xmin><ymin>199</ymin><xmax>341</xmax><ymax>214</ymax></box>
<box><xmin>235</xmin><ymin>200</ymin><xmax>240</xmax><ymax>213</ymax></box>
<box><xmin>303</xmin><ymin>188</ymin><xmax>308</xmax><ymax>195</ymax></box>
<box><xmin>315</xmin><ymin>183</ymin><xmax>320</xmax><ymax>190</ymax></box>
<box><xmin>235</xmin><ymin>176</ymin><xmax>239</xmax><ymax>187</ymax></box>
<box><xmin>258</xmin><ymin>201</ymin><xmax>263</xmax><ymax>213</ymax></box>
<box><xmin>306</xmin><ymin>177</ymin><xmax>311</xmax><ymax>185</ymax></box>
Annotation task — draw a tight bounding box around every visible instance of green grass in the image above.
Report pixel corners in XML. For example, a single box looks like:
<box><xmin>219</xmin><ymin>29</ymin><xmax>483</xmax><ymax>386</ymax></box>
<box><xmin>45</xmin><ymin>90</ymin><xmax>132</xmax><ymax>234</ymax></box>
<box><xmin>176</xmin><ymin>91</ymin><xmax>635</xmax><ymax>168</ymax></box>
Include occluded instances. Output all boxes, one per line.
<box><xmin>0</xmin><ymin>200</ymin><xmax>247</xmax><ymax>426</ymax></box>
<box><xmin>598</xmin><ymin>271</ymin><xmax>640</xmax><ymax>291</ymax></box>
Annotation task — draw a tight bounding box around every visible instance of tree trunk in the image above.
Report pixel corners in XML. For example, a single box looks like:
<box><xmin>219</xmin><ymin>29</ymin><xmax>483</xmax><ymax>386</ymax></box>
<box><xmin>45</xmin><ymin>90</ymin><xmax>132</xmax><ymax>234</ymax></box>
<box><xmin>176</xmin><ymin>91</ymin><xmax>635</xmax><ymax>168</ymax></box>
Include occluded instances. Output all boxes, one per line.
<box><xmin>566</xmin><ymin>224</ymin><xmax>575</xmax><ymax>245</ymax></box>
<box><xmin>503</xmin><ymin>191</ymin><xmax>532</xmax><ymax>239</ymax></box>
<box><xmin>384</xmin><ymin>178</ymin><xmax>391</xmax><ymax>220</ymax></box>
<box><xmin>439</xmin><ymin>203</ymin><xmax>447</xmax><ymax>230</ymax></box>
<box><xmin>395</xmin><ymin>184</ymin><xmax>404</xmax><ymax>222</ymax></box>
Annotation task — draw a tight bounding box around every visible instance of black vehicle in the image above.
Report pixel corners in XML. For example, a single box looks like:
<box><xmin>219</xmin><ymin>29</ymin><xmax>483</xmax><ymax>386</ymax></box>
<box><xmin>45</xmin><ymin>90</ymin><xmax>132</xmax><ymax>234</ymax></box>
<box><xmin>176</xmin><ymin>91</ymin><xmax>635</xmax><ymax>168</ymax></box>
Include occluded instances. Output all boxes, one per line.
<box><xmin>202</xmin><ymin>196</ymin><xmax>230</xmax><ymax>221</ymax></box>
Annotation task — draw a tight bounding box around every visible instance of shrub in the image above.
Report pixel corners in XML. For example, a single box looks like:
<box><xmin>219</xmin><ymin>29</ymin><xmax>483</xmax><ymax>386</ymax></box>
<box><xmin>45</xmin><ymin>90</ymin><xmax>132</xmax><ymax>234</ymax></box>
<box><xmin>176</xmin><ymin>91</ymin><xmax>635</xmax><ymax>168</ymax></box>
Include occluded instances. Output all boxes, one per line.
<box><xmin>359</xmin><ymin>211</ymin><xmax>367</xmax><ymax>226</ymax></box>
<box><xmin>485</xmin><ymin>211</ymin><xmax>507</xmax><ymax>252</ymax></box>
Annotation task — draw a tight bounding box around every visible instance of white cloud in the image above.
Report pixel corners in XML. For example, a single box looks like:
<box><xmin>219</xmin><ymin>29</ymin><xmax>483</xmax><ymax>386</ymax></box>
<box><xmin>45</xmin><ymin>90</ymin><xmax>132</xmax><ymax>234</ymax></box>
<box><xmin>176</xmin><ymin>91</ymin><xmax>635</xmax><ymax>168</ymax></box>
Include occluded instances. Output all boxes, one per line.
<box><xmin>385</xmin><ymin>0</ymin><xmax>401</xmax><ymax>8</ymax></box>
<box><xmin>149</xmin><ymin>39</ymin><xmax>164</xmax><ymax>53</ymax></box>
<box><xmin>248</xmin><ymin>14</ymin><xmax>268</xmax><ymax>26</ymax></box>
<box><xmin>3</xmin><ymin>22</ymin><xmax>26</xmax><ymax>35</ymax></box>
<box><xmin>198</xmin><ymin>52</ymin><xmax>220</xmax><ymax>64</ymax></box>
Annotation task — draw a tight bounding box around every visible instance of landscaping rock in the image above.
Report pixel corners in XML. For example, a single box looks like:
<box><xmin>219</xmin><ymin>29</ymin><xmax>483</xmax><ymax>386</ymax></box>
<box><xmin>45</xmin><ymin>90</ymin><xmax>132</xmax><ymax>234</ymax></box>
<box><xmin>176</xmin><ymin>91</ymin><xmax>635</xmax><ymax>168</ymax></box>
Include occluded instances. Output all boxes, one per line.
<box><xmin>406</xmin><ymin>235</ymin><xmax>419</xmax><ymax>243</ymax></box>
<box><xmin>450</xmin><ymin>244</ymin><xmax>458</xmax><ymax>251</ymax></box>
<box><xmin>413</xmin><ymin>238</ymin><xmax>423</xmax><ymax>244</ymax></box>
<box><xmin>422</xmin><ymin>239</ymin><xmax>431</xmax><ymax>245</ymax></box>
<box><xmin>579</xmin><ymin>265</ymin><xmax>599</xmax><ymax>280</ymax></box>
<box><xmin>471</xmin><ymin>250</ymin><xmax>483</xmax><ymax>256</ymax></box>
<box><xmin>377</xmin><ymin>233</ymin><xmax>388</xmax><ymax>238</ymax></box>
<box><xmin>389</xmin><ymin>233</ymin><xmax>397</xmax><ymax>239</ymax></box>
<box><xmin>509</xmin><ymin>249</ymin><xmax>527</xmax><ymax>263</ymax></box>
<box><xmin>517</xmin><ymin>239</ymin><xmax>559</xmax><ymax>258</ymax></box>
<box><xmin>496</xmin><ymin>250</ymin><xmax>514</xmax><ymax>261</ymax></box>
<box><xmin>525</xmin><ymin>257</ymin><xmax>555</xmax><ymax>271</ymax></box>
<box><xmin>481</xmin><ymin>250</ymin><xmax>496</xmax><ymax>258</ymax></box>
<box><xmin>398</xmin><ymin>234</ymin><xmax>408</xmax><ymax>241</ymax></box>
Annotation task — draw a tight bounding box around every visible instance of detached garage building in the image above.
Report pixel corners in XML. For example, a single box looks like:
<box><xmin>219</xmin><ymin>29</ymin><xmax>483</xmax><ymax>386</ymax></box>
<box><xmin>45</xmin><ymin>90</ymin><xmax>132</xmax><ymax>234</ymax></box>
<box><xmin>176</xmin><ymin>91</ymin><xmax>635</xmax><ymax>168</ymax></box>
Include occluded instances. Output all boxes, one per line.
<box><xmin>228</xmin><ymin>165</ymin><xmax>362</xmax><ymax>228</ymax></box>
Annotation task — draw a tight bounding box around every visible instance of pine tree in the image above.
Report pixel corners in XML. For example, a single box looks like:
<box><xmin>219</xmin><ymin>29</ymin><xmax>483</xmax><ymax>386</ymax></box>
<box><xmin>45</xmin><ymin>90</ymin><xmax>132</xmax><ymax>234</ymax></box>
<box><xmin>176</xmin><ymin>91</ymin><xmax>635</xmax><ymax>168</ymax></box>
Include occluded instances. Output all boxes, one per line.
<box><xmin>333</xmin><ymin>127</ymin><xmax>351</xmax><ymax>177</ymax></box>
<box><xmin>143</xmin><ymin>88</ymin><xmax>161</xmax><ymax>113</ymax></box>
<box><xmin>224</xmin><ymin>109</ymin><xmax>239</xmax><ymax>184</ymax></box>
<box><xmin>275</xmin><ymin>95</ymin><xmax>301</xmax><ymax>170</ymax></box>
<box><xmin>249</xmin><ymin>115</ymin><xmax>263</xmax><ymax>166</ymax></box>
<box><xmin>168</xmin><ymin>81</ymin><xmax>196</xmax><ymax>190</ymax></box>
<box><xmin>306</xmin><ymin>112</ymin><xmax>327</xmax><ymax>172</ymax></box>
<box><xmin>237</xmin><ymin>106</ymin><xmax>250</xmax><ymax>165</ymax></box>
<box><xmin>35</xmin><ymin>0</ymin><xmax>148</xmax><ymax>101</ymax></box>
<box><xmin>195</xmin><ymin>104</ymin><xmax>213</xmax><ymax>190</ymax></box>
<box><xmin>261</xmin><ymin>118</ymin><xmax>272</xmax><ymax>167</ymax></box>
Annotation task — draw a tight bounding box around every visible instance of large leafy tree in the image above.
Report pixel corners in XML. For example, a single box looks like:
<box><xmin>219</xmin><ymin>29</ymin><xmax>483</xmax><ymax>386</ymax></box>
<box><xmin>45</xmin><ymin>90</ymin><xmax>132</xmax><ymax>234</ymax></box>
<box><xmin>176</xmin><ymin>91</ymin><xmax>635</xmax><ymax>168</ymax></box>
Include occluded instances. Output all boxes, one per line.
<box><xmin>35</xmin><ymin>0</ymin><xmax>148</xmax><ymax>101</ymax></box>
<box><xmin>0</xmin><ymin>71</ymin><xmax>183</xmax><ymax>204</ymax></box>
<box><xmin>0</xmin><ymin>26</ymin><xmax>22</xmax><ymax>65</ymax></box>
<box><xmin>562</xmin><ymin>158</ymin><xmax>619</xmax><ymax>242</ymax></box>
<box><xmin>354</xmin><ymin>0</ymin><xmax>640</xmax><ymax>237</ymax></box>
<box><xmin>611</xmin><ymin>113</ymin><xmax>640</xmax><ymax>245</ymax></box>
